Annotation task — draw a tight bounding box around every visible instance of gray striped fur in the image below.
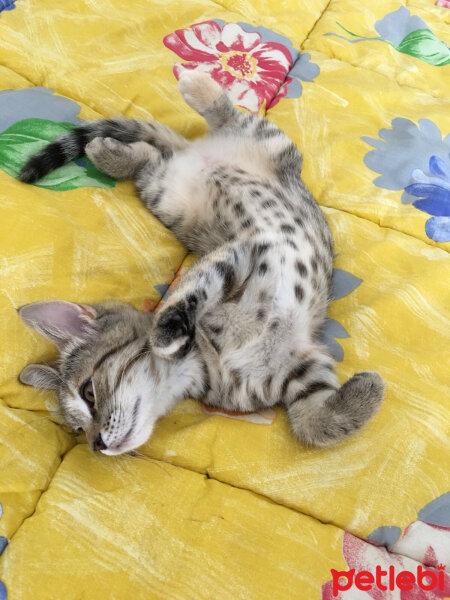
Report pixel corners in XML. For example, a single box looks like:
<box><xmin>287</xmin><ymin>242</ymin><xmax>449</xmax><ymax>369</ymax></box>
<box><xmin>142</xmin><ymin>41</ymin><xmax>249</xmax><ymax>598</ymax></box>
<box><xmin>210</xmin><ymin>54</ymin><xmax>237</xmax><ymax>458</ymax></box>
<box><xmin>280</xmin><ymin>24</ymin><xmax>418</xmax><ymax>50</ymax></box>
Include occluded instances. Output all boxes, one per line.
<box><xmin>18</xmin><ymin>72</ymin><xmax>383</xmax><ymax>455</ymax></box>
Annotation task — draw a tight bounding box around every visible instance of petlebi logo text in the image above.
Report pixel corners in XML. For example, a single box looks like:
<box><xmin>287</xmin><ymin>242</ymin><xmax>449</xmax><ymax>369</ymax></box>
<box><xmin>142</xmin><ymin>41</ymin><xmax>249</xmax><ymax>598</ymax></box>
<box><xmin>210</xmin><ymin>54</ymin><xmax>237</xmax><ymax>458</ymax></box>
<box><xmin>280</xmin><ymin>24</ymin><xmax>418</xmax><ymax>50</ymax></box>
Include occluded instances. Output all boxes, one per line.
<box><xmin>331</xmin><ymin>563</ymin><xmax>447</xmax><ymax>596</ymax></box>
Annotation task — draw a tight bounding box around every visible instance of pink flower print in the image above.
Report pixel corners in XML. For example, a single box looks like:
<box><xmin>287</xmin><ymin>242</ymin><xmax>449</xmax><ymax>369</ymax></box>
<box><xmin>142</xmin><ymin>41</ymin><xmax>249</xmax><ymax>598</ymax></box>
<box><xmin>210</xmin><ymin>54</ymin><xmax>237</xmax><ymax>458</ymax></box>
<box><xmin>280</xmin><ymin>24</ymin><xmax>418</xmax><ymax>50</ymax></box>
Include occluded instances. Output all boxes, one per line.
<box><xmin>321</xmin><ymin>532</ymin><xmax>450</xmax><ymax>599</ymax></box>
<box><xmin>391</xmin><ymin>521</ymin><xmax>450</xmax><ymax>571</ymax></box>
<box><xmin>164</xmin><ymin>20</ymin><xmax>301</xmax><ymax>112</ymax></box>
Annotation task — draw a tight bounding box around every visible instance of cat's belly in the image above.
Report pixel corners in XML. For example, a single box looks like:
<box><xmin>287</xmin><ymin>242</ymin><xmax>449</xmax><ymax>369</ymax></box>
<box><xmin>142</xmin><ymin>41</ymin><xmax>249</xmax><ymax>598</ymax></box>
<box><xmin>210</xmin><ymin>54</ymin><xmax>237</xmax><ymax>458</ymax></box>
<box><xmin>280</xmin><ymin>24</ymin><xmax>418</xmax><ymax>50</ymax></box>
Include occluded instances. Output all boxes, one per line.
<box><xmin>198</xmin><ymin>301</ymin><xmax>316</xmax><ymax>412</ymax></box>
<box><xmin>189</xmin><ymin>135</ymin><xmax>273</xmax><ymax>178</ymax></box>
<box><xmin>169</xmin><ymin>135</ymin><xmax>273</xmax><ymax>188</ymax></box>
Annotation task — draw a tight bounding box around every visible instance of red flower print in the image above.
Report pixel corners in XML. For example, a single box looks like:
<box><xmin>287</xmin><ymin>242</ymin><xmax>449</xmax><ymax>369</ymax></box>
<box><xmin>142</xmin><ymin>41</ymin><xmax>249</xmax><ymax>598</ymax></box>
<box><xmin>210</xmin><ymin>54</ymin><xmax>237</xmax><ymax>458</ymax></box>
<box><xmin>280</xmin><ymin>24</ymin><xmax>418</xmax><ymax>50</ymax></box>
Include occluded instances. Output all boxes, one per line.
<box><xmin>163</xmin><ymin>20</ymin><xmax>293</xmax><ymax>112</ymax></box>
<box><xmin>321</xmin><ymin>532</ymin><xmax>450</xmax><ymax>599</ymax></box>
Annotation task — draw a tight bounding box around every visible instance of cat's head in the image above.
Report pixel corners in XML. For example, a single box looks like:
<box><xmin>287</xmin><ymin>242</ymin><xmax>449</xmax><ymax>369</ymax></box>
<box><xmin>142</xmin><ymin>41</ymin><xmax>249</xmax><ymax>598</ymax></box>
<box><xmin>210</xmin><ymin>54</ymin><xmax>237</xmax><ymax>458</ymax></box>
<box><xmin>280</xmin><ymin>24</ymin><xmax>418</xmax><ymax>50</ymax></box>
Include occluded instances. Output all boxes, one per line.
<box><xmin>18</xmin><ymin>300</ymin><xmax>169</xmax><ymax>455</ymax></box>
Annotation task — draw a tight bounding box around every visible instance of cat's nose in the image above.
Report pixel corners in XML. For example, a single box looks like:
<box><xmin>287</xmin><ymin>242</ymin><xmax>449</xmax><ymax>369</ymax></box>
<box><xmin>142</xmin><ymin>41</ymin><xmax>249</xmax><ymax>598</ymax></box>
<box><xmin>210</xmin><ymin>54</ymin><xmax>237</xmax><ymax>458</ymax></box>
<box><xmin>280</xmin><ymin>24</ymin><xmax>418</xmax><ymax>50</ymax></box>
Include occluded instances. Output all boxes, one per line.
<box><xmin>93</xmin><ymin>433</ymin><xmax>107</xmax><ymax>452</ymax></box>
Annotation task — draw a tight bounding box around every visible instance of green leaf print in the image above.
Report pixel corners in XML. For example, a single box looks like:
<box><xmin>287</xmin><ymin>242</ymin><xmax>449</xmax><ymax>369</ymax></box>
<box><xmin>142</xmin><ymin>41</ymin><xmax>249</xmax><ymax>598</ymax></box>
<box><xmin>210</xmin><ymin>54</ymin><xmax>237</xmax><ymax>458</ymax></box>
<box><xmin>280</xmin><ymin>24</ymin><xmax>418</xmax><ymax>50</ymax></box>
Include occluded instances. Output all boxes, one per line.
<box><xmin>396</xmin><ymin>29</ymin><xmax>450</xmax><ymax>66</ymax></box>
<box><xmin>326</xmin><ymin>7</ymin><xmax>450</xmax><ymax>68</ymax></box>
<box><xmin>0</xmin><ymin>118</ymin><xmax>116</xmax><ymax>191</ymax></box>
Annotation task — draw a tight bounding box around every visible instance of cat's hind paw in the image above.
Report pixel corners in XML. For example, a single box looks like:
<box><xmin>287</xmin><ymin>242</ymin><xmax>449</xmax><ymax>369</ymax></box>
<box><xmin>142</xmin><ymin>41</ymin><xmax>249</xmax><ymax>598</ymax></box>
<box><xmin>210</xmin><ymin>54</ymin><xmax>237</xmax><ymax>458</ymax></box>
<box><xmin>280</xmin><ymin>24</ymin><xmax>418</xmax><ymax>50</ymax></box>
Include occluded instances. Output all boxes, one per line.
<box><xmin>86</xmin><ymin>137</ymin><xmax>158</xmax><ymax>179</ymax></box>
<box><xmin>178</xmin><ymin>71</ymin><xmax>223</xmax><ymax>113</ymax></box>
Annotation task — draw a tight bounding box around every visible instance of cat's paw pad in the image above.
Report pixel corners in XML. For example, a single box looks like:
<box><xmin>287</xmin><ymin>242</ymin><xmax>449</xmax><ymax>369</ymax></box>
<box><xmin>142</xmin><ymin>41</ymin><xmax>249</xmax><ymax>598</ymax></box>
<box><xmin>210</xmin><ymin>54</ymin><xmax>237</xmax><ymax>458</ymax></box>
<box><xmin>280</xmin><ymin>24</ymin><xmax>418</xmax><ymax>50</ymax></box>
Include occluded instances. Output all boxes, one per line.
<box><xmin>178</xmin><ymin>71</ymin><xmax>223</xmax><ymax>112</ymax></box>
<box><xmin>152</xmin><ymin>300</ymin><xmax>197</xmax><ymax>359</ymax></box>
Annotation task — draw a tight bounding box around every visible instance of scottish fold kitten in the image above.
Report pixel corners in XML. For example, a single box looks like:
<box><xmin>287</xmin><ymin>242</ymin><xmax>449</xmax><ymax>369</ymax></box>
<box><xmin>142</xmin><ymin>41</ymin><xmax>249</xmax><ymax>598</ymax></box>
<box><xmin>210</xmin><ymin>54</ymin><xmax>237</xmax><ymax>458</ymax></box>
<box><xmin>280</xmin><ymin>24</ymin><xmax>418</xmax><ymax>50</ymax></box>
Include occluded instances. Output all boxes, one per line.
<box><xmin>18</xmin><ymin>72</ymin><xmax>384</xmax><ymax>455</ymax></box>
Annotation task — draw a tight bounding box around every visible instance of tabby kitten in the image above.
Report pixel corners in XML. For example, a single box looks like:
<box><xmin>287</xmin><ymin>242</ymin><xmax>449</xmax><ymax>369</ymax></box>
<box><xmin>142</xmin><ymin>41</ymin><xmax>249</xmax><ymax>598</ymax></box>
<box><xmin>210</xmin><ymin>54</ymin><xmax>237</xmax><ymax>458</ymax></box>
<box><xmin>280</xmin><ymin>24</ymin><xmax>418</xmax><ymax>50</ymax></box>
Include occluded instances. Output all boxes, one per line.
<box><xmin>18</xmin><ymin>71</ymin><xmax>384</xmax><ymax>455</ymax></box>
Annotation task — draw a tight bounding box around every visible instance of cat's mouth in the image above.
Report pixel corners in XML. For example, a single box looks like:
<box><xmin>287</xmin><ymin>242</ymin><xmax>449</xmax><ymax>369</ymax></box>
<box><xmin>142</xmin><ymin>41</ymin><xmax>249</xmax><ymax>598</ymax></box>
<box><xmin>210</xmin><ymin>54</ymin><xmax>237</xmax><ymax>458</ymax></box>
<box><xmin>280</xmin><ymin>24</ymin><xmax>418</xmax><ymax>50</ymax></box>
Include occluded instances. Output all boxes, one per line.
<box><xmin>100</xmin><ymin>424</ymin><xmax>137</xmax><ymax>455</ymax></box>
<box><xmin>100</xmin><ymin>397</ymin><xmax>143</xmax><ymax>455</ymax></box>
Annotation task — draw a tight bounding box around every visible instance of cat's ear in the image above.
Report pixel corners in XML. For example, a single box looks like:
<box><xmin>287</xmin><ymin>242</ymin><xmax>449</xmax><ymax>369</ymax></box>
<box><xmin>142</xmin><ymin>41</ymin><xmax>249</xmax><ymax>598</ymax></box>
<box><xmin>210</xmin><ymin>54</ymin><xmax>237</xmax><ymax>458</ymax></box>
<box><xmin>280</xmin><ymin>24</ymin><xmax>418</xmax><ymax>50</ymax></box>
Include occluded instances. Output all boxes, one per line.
<box><xmin>18</xmin><ymin>300</ymin><xmax>100</xmax><ymax>349</ymax></box>
<box><xmin>19</xmin><ymin>363</ymin><xmax>60</xmax><ymax>390</ymax></box>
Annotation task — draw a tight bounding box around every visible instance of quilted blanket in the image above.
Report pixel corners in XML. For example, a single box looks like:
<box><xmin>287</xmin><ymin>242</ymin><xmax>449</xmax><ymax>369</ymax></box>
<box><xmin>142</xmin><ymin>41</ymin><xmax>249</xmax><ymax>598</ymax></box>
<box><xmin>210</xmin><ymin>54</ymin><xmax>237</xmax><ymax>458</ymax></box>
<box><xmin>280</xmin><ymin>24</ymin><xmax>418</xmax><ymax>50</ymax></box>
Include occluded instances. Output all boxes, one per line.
<box><xmin>0</xmin><ymin>1</ymin><xmax>449</xmax><ymax>599</ymax></box>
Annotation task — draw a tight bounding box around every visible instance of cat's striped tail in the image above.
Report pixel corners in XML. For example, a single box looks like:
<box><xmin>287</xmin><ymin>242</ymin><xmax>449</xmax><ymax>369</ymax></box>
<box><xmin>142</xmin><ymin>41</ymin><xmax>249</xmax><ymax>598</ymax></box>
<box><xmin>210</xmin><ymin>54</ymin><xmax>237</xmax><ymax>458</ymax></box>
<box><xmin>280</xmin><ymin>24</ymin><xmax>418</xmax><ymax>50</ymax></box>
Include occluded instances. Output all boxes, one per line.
<box><xmin>283</xmin><ymin>357</ymin><xmax>384</xmax><ymax>447</ymax></box>
<box><xmin>19</xmin><ymin>117</ymin><xmax>187</xmax><ymax>184</ymax></box>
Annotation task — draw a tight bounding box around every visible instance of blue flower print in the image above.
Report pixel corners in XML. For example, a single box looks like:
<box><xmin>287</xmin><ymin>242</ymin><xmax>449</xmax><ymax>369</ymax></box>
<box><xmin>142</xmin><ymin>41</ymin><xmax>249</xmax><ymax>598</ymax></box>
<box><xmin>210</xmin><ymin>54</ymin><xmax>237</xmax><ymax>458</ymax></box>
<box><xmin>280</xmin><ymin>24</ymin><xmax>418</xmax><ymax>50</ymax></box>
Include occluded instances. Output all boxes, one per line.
<box><xmin>0</xmin><ymin>502</ymin><xmax>6</xmax><ymax>558</ymax></box>
<box><xmin>406</xmin><ymin>155</ymin><xmax>450</xmax><ymax>242</ymax></box>
<box><xmin>0</xmin><ymin>0</ymin><xmax>16</xmax><ymax>13</ymax></box>
<box><xmin>0</xmin><ymin>501</ymin><xmax>7</xmax><ymax>600</ymax></box>
<box><xmin>321</xmin><ymin>268</ymin><xmax>363</xmax><ymax>361</ymax></box>
<box><xmin>363</xmin><ymin>118</ymin><xmax>450</xmax><ymax>243</ymax></box>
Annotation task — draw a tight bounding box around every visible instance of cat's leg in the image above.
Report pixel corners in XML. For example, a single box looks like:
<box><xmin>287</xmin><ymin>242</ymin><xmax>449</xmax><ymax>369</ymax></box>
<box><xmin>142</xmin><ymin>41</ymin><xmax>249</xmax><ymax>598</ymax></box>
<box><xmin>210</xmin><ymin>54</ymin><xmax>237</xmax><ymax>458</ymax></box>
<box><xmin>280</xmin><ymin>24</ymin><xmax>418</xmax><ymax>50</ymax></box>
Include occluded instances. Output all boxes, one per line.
<box><xmin>81</xmin><ymin>118</ymin><xmax>189</xmax><ymax>157</ymax></box>
<box><xmin>87</xmin><ymin>139</ymin><xmax>209</xmax><ymax>244</ymax></box>
<box><xmin>151</xmin><ymin>241</ymin><xmax>252</xmax><ymax>359</ymax></box>
<box><xmin>20</xmin><ymin>117</ymin><xmax>188</xmax><ymax>184</ymax></box>
<box><xmin>85</xmin><ymin>137</ymin><xmax>161</xmax><ymax>179</ymax></box>
<box><xmin>178</xmin><ymin>70</ymin><xmax>302</xmax><ymax>178</ymax></box>
<box><xmin>281</xmin><ymin>348</ymin><xmax>384</xmax><ymax>447</ymax></box>
<box><xmin>178</xmin><ymin>70</ymin><xmax>239</xmax><ymax>131</ymax></box>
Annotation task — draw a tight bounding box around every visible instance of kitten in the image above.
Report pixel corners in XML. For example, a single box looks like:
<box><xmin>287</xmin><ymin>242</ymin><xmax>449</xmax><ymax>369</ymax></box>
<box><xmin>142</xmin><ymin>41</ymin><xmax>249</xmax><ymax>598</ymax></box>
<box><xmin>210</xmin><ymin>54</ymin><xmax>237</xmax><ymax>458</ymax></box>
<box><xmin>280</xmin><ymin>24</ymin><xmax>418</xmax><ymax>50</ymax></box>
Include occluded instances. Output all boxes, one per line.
<box><xmin>18</xmin><ymin>71</ymin><xmax>384</xmax><ymax>455</ymax></box>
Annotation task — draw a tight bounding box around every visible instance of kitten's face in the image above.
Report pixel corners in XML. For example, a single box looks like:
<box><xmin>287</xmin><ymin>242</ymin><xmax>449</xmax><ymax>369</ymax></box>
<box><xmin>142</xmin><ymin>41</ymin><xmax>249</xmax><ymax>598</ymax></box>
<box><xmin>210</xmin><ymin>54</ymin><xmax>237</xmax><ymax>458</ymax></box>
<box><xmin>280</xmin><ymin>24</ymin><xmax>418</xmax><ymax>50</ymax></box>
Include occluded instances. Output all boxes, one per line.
<box><xmin>19</xmin><ymin>301</ymin><xmax>164</xmax><ymax>455</ymax></box>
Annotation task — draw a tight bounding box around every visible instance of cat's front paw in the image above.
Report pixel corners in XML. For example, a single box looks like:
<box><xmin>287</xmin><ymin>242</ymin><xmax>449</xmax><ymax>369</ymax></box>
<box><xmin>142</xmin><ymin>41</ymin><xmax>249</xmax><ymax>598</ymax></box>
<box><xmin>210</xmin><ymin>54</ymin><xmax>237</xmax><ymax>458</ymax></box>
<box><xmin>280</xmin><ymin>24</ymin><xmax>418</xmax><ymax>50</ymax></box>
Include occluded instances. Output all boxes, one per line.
<box><xmin>178</xmin><ymin>71</ymin><xmax>223</xmax><ymax>113</ymax></box>
<box><xmin>152</xmin><ymin>297</ymin><xmax>197</xmax><ymax>359</ymax></box>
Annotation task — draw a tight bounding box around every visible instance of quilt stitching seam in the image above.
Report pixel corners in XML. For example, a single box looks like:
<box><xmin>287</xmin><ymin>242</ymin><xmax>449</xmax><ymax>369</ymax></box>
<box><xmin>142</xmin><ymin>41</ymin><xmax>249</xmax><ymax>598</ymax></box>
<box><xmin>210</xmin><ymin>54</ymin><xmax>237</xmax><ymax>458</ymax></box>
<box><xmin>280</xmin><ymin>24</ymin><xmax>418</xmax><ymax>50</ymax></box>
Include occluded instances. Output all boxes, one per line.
<box><xmin>321</xmin><ymin>202</ymin><xmax>450</xmax><ymax>254</ymax></box>
<box><xmin>0</xmin><ymin>442</ymin><xmax>439</xmax><ymax>579</ymax></box>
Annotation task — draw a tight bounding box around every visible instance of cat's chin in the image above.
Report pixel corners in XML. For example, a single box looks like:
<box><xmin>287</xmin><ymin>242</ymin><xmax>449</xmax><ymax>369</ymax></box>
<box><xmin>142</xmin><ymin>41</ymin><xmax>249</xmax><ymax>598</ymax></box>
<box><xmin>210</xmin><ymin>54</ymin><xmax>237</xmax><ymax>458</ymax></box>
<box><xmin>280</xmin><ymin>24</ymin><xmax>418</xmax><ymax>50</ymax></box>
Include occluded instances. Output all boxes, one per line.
<box><xmin>101</xmin><ymin>446</ymin><xmax>133</xmax><ymax>456</ymax></box>
<box><xmin>100</xmin><ymin>441</ymin><xmax>145</xmax><ymax>456</ymax></box>
<box><xmin>98</xmin><ymin>423</ymin><xmax>153</xmax><ymax>456</ymax></box>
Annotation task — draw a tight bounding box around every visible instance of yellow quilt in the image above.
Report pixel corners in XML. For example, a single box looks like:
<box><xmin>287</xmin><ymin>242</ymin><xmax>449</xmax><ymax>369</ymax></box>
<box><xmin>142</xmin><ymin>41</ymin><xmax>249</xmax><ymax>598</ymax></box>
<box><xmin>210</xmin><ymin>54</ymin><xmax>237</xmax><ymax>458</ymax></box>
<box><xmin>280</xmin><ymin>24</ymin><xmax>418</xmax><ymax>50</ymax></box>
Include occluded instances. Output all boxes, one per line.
<box><xmin>0</xmin><ymin>1</ymin><xmax>449</xmax><ymax>599</ymax></box>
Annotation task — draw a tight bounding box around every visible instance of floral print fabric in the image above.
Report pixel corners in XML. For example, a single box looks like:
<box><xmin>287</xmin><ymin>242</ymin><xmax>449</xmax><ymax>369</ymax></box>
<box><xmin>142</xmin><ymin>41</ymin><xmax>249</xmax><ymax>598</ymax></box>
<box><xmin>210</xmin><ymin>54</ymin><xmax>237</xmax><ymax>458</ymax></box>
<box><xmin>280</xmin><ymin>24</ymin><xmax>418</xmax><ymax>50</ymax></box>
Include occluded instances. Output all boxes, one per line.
<box><xmin>0</xmin><ymin>0</ymin><xmax>448</xmax><ymax>599</ymax></box>
<box><xmin>164</xmin><ymin>20</ymin><xmax>319</xmax><ymax>112</ymax></box>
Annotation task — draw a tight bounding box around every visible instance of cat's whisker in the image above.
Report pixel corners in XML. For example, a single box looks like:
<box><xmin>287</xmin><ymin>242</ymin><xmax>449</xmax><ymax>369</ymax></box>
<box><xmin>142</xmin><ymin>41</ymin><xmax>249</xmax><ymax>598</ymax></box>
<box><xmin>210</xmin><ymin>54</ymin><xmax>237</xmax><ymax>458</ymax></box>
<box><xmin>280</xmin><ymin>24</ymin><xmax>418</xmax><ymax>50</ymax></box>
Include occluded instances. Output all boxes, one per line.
<box><xmin>123</xmin><ymin>451</ymin><xmax>173</xmax><ymax>475</ymax></box>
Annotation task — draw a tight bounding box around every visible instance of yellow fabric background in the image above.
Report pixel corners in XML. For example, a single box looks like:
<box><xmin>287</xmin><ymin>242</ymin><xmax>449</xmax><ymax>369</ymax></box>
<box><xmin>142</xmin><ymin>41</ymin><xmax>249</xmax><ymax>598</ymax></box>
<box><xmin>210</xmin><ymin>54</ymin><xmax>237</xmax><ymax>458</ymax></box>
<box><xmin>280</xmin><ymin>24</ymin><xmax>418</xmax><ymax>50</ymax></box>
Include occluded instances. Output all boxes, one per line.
<box><xmin>0</xmin><ymin>0</ymin><xmax>449</xmax><ymax>598</ymax></box>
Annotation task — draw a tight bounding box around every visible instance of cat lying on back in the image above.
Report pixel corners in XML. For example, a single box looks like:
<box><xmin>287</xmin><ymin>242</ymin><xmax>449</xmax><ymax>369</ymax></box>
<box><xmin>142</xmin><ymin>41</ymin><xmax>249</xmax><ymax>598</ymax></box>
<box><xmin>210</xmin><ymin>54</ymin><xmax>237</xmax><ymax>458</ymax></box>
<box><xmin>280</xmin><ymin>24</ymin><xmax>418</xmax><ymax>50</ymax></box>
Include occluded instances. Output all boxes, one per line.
<box><xmin>18</xmin><ymin>71</ymin><xmax>384</xmax><ymax>455</ymax></box>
